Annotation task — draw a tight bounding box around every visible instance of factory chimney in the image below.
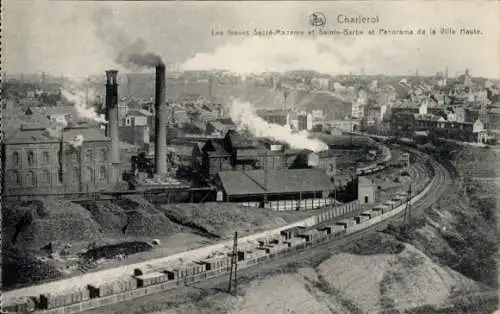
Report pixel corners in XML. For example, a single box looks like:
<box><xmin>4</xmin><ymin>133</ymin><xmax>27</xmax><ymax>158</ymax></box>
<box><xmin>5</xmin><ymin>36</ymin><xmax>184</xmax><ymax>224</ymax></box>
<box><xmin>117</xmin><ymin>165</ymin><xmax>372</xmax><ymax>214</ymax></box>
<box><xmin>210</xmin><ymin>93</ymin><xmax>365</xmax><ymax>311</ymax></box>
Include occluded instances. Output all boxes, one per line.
<box><xmin>155</xmin><ymin>63</ymin><xmax>168</xmax><ymax>176</ymax></box>
<box><xmin>208</xmin><ymin>75</ymin><xmax>213</xmax><ymax>104</ymax></box>
<box><xmin>105</xmin><ymin>70</ymin><xmax>121</xmax><ymax>181</ymax></box>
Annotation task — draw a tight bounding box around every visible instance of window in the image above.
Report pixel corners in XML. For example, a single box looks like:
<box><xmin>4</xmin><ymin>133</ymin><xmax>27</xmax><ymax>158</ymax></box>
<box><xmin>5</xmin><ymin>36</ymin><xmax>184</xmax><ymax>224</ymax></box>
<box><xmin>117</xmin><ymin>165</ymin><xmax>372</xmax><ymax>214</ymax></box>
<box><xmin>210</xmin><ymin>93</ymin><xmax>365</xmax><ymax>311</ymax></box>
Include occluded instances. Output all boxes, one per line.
<box><xmin>27</xmin><ymin>151</ymin><xmax>34</xmax><ymax>165</ymax></box>
<box><xmin>9</xmin><ymin>170</ymin><xmax>20</xmax><ymax>185</ymax></box>
<box><xmin>40</xmin><ymin>169</ymin><xmax>50</xmax><ymax>184</ymax></box>
<box><xmin>100</xmin><ymin>149</ymin><xmax>108</xmax><ymax>161</ymax></box>
<box><xmin>12</xmin><ymin>152</ymin><xmax>20</xmax><ymax>165</ymax></box>
<box><xmin>328</xmin><ymin>164</ymin><xmax>334</xmax><ymax>173</ymax></box>
<box><xmin>43</xmin><ymin>151</ymin><xmax>50</xmax><ymax>165</ymax></box>
<box><xmin>364</xmin><ymin>196</ymin><xmax>369</xmax><ymax>204</ymax></box>
<box><xmin>72</xmin><ymin>167</ymin><xmax>79</xmax><ymax>183</ymax></box>
<box><xmin>85</xmin><ymin>149</ymin><xmax>93</xmax><ymax>162</ymax></box>
<box><xmin>99</xmin><ymin>166</ymin><xmax>107</xmax><ymax>180</ymax></box>
<box><xmin>85</xmin><ymin>167</ymin><xmax>94</xmax><ymax>182</ymax></box>
<box><xmin>71</xmin><ymin>152</ymin><xmax>79</xmax><ymax>163</ymax></box>
<box><xmin>27</xmin><ymin>171</ymin><xmax>36</xmax><ymax>186</ymax></box>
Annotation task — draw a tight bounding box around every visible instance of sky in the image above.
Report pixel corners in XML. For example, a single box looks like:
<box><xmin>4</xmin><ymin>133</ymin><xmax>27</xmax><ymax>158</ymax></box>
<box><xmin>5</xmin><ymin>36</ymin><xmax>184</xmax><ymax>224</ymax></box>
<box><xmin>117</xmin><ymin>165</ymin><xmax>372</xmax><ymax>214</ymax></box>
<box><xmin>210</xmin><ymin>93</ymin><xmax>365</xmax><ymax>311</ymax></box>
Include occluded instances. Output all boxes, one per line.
<box><xmin>4</xmin><ymin>1</ymin><xmax>500</xmax><ymax>79</ymax></box>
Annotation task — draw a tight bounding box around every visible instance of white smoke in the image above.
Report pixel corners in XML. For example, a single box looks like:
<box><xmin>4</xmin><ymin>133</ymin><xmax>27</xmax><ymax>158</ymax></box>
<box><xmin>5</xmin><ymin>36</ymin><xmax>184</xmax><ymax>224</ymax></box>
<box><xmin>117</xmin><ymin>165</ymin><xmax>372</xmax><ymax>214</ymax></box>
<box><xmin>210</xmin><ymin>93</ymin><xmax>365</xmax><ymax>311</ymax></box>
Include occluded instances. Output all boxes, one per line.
<box><xmin>67</xmin><ymin>134</ymin><xmax>85</xmax><ymax>148</ymax></box>
<box><xmin>228</xmin><ymin>98</ymin><xmax>328</xmax><ymax>152</ymax></box>
<box><xmin>45</xmin><ymin>117</ymin><xmax>68</xmax><ymax>139</ymax></box>
<box><xmin>61</xmin><ymin>86</ymin><xmax>107</xmax><ymax>124</ymax></box>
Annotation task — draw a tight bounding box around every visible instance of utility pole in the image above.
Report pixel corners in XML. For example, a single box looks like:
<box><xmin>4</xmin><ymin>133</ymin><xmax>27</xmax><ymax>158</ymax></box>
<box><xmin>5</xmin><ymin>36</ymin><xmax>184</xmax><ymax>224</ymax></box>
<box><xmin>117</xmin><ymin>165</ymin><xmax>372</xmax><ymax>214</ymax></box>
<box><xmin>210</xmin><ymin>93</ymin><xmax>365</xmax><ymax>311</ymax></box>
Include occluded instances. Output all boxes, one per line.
<box><xmin>263</xmin><ymin>150</ymin><xmax>268</xmax><ymax>205</ymax></box>
<box><xmin>228</xmin><ymin>231</ymin><xmax>238</xmax><ymax>295</ymax></box>
<box><xmin>404</xmin><ymin>184</ymin><xmax>412</xmax><ymax>231</ymax></box>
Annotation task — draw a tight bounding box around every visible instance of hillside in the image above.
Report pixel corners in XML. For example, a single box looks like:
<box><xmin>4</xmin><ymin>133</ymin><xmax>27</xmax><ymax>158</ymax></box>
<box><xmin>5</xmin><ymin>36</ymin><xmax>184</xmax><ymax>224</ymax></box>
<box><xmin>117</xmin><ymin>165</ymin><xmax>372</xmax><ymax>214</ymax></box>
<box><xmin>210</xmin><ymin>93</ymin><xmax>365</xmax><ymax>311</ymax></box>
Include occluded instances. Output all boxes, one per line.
<box><xmin>158</xmin><ymin>203</ymin><xmax>289</xmax><ymax>239</ymax></box>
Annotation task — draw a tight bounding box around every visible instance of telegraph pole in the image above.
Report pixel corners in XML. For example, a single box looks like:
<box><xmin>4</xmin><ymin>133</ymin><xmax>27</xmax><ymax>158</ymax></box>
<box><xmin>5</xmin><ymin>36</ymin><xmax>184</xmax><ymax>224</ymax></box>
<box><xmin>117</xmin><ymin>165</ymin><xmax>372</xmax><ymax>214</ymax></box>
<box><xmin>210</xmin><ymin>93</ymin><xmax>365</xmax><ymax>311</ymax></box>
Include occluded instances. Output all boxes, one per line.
<box><xmin>404</xmin><ymin>184</ymin><xmax>412</xmax><ymax>231</ymax></box>
<box><xmin>228</xmin><ymin>231</ymin><xmax>238</xmax><ymax>295</ymax></box>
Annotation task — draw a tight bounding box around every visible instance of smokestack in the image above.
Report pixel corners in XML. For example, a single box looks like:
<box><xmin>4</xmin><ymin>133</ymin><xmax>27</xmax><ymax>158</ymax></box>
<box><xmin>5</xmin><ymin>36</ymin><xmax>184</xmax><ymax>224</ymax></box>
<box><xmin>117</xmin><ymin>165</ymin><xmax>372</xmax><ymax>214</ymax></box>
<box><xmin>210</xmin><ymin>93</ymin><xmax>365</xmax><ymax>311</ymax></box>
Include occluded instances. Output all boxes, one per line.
<box><xmin>105</xmin><ymin>70</ymin><xmax>121</xmax><ymax>177</ymax></box>
<box><xmin>208</xmin><ymin>75</ymin><xmax>213</xmax><ymax>104</ymax></box>
<box><xmin>155</xmin><ymin>63</ymin><xmax>168</xmax><ymax>176</ymax></box>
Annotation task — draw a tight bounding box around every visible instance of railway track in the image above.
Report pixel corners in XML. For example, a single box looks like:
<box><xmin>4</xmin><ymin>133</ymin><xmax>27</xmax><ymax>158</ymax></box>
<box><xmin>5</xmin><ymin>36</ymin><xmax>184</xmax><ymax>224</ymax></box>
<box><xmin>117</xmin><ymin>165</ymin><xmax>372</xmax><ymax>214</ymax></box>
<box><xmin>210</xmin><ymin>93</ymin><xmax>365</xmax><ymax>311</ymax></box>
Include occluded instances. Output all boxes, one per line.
<box><xmin>86</xmin><ymin>149</ymin><xmax>452</xmax><ymax>314</ymax></box>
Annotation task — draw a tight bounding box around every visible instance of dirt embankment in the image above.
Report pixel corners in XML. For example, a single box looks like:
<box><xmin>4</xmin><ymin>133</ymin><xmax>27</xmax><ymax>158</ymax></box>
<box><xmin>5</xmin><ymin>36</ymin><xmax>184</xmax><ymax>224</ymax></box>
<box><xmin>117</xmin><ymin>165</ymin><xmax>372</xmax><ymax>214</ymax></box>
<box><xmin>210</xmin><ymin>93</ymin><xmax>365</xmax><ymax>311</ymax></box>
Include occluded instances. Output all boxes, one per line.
<box><xmin>385</xmin><ymin>147</ymin><xmax>498</xmax><ymax>290</ymax></box>
<box><xmin>158</xmin><ymin>203</ymin><xmax>288</xmax><ymax>239</ymax></box>
<box><xmin>3</xmin><ymin>195</ymin><xmax>304</xmax><ymax>291</ymax></box>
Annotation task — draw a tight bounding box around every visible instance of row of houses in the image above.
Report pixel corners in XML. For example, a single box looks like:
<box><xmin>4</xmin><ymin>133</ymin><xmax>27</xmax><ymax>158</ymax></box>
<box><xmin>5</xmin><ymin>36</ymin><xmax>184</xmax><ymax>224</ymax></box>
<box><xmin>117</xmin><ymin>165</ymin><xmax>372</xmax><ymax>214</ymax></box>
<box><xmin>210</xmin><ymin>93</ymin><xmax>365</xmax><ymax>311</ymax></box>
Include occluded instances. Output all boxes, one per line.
<box><xmin>391</xmin><ymin>111</ymin><xmax>489</xmax><ymax>143</ymax></box>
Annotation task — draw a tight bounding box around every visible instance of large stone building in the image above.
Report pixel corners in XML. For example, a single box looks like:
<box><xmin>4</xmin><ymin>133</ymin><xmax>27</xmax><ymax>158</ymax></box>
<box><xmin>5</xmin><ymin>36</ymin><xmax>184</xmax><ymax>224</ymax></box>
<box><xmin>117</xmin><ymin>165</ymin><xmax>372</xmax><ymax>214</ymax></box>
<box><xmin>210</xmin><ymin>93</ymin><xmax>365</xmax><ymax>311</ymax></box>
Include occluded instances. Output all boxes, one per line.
<box><xmin>3</xmin><ymin>123</ymin><xmax>117</xmax><ymax>195</ymax></box>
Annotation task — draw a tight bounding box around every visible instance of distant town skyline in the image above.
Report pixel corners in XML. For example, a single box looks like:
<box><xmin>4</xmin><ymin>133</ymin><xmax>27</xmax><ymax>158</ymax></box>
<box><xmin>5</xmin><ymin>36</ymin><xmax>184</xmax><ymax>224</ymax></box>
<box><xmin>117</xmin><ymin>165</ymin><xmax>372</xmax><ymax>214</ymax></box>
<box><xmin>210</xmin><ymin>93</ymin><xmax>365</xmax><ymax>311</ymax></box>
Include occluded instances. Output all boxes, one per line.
<box><xmin>4</xmin><ymin>1</ymin><xmax>500</xmax><ymax>79</ymax></box>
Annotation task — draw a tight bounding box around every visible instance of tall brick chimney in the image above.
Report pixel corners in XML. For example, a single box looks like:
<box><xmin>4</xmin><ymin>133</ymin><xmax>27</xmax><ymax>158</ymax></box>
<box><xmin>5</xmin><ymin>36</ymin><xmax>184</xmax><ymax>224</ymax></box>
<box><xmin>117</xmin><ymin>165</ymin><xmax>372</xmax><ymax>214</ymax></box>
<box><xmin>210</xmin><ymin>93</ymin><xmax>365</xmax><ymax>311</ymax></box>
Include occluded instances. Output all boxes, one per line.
<box><xmin>105</xmin><ymin>70</ymin><xmax>121</xmax><ymax>181</ymax></box>
<box><xmin>155</xmin><ymin>63</ymin><xmax>168</xmax><ymax>176</ymax></box>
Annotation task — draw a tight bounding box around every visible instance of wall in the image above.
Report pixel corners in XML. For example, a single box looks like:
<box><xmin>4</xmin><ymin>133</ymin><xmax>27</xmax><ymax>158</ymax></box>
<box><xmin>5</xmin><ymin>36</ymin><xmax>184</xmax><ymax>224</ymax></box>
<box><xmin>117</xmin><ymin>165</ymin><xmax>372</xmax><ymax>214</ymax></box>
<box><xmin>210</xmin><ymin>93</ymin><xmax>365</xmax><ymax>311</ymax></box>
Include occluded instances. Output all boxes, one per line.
<box><xmin>358</xmin><ymin>182</ymin><xmax>375</xmax><ymax>205</ymax></box>
<box><xmin>4</xmin><ymin>142</ymin><xmax>60</xmax><ymax>194</ymax></box>
<box><xmin>4</xmin><ymin>140</ymin><xmax>113</xmax><ymax>195</ymax></box>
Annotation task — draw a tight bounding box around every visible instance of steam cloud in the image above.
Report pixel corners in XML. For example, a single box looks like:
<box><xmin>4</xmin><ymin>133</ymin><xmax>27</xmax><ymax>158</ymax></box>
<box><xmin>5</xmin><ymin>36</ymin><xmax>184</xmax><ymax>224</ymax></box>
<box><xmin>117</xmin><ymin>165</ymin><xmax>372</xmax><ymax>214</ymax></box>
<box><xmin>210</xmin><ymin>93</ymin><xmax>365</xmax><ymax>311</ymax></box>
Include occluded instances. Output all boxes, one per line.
<box><xmin>61</xmin><ymin>88</ymin><xmax>107</xmax><ymax>124</ymax></box>
<box><xmin>45</xmin><ymin>118</ymin><xmax>67</xmax><ymax>140</ymax></box>
<box><xmin>181</xmin><ymin>36</ymin><xmax>399</xmax><ymax>75</ymax></box>
<box><xmin>44</xmin><ymin>116</ymin><xmax>84</xmax><ymax>148</ymax></box>
<box><xmin>67</xmin><ymin>134</ymin><xmax>85</xmax><ymax>148</ymax></box>
<box><xmin>228</xmin><ymin>98</ymin><xmax>328</xmax><ymax>152</ymax></box>
<box><xmin>93</xmin><ymin>9</ymin><xmax>163</xmax><ymax>69</ymax></box>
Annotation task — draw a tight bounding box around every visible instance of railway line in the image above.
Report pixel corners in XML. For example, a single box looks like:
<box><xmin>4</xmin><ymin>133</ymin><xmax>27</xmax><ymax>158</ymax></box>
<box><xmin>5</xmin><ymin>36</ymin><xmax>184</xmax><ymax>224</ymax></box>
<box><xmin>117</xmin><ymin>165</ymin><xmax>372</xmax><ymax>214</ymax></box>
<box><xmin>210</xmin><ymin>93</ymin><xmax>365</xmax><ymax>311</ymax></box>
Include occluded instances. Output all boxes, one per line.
<box><xmin>83</xmin><ymin>148</ymin><xmax>452</xmax><ymax>314</ymax></box>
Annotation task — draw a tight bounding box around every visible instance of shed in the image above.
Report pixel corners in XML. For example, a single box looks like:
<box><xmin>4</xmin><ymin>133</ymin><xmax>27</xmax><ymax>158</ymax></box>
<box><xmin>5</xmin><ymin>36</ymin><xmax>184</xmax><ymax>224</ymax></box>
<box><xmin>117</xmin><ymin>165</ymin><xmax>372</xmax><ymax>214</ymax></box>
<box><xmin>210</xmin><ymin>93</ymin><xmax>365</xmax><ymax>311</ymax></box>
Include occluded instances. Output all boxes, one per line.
<box><xmin>216</xmin><ymin>168</ymin><xmax>335</xmax><ymax>202</ymax></box>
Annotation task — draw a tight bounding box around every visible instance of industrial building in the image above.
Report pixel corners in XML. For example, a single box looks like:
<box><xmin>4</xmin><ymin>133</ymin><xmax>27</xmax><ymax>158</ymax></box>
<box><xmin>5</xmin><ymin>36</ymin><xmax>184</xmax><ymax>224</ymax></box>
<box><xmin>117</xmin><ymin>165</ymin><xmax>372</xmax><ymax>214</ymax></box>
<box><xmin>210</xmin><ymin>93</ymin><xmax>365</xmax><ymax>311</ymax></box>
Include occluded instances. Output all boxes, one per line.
<box><xmin>119</xmin><ymin>109</ymin><xmax>151</xmax><ymax>149</ymax></box>
<box><xmin>3</xmin><ymin>122</ymin><xmax>117</xmax><ymax>195</ymax></box>
<box><xmin>358</xmin><ymin>177</ymin><xmax>376</xmax><ymax>205</ymax></box>
<box><xmin>215</xmin><ymin>168</ymin><xmax>336</xmax><ymax>209</ymax></box>
<box><xmin>199</xmin><ymin>130</ymin><xmax>336</xmax><ymax>181</ymax></box>
<box><xmin>2</xmin><ymin>70</ymin><xmax>127</xmax><ymax>196</ymax></box>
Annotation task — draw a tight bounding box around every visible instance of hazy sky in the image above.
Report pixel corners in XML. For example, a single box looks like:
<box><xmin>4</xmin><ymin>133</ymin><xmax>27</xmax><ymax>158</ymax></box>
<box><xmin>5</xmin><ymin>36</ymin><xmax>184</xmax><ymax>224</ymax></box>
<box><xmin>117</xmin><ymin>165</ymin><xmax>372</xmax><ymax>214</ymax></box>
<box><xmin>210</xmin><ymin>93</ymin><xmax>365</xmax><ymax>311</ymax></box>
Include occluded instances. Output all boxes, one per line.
<box><xmin>4</xmin><ymin>1</ymin><xmax>500</xmax><ymax>78</ymax></box>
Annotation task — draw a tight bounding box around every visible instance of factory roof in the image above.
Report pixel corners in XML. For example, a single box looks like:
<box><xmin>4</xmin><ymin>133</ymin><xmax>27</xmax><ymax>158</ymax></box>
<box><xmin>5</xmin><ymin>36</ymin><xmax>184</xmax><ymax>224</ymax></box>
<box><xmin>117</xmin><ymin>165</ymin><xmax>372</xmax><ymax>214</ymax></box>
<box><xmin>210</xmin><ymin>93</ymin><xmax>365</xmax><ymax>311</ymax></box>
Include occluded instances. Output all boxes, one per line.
<box><xmin>5</xmin><ymin>124</ymin><xmax>59</xmax><ymax>144</ymax></box>
<box><xmin>5</xmin><ymin>123</ymin><xmax>109</xmax><ymax>145</ymax></box>
<box><xmin>202</xmin><ymin>139</ymin><xmax>230</xmax><ymax>156</ymax></box>
<box><xmin>207</xmin><ymin>120</ymin><xmax>236</xmax><ymax>133</ymax></box>
<box><xmin>225</xmin><ymin>130</ymin><xmax>259</xmax><ymax>149</ymax></box>
<box><xmin>217</xmin><ymin>168</ymin><xmax>334</xmax><ymax>196</ymax></box>
<box><xmin>63</xmin><ymin>126</ymin><xmax>109</xmax><ymax>142</ymax></box>
<box><xmin>25</xmin><ymin>105</ymin><xmax>78</xmax><ymax>117</ymax></box>
<box><xmin>311</xmin><ymin>134</ymin><xmax>377</xmax><ymax>147</ymax></box>
<box><xmin>126</xmin><ymin>109</ymin><xmax>152</xmax><ymax>117</ymax></box>
<box><xmin>167</xmin><ymin>144</ymin><xmax>198</xmax><ymax>157</ymax></box>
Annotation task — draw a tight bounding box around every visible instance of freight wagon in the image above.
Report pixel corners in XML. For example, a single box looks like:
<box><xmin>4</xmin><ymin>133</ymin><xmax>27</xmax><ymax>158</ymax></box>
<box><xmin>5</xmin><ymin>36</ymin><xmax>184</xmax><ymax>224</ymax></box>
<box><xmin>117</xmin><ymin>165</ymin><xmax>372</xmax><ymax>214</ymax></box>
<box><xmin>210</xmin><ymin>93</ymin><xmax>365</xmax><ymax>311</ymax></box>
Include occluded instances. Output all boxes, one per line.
<box><xmin>135</xmin><ymin>271</ymin><xmax>169</xmax><ymax>288</ymax></box>
<box><xmin>320</xmin><ymin>224</ymin><xmax>346</xmax><ymax>237</ymax></box>
<box><xmin>3</xmin><ymin>297</ymin><xmax>35</xmax><ymax>313</ymax></box>
<box><xmin>354</xmin><ymin>215</ymin><xmax>370</xmax><ymax>224</ymax></box>
<box><xmin>280</xmin><ymin>226</ymin><xmax>306</xmax><ymax>240</ymax></box>
<box><xmin>360</xmin><ymin>210</ymin><xmax>378</xmax><ymax>219</ymax></box>
<box><xmin>336</xmin><ymin>219</ymin><xmax>356</xmax><ymax>228</ymax></box>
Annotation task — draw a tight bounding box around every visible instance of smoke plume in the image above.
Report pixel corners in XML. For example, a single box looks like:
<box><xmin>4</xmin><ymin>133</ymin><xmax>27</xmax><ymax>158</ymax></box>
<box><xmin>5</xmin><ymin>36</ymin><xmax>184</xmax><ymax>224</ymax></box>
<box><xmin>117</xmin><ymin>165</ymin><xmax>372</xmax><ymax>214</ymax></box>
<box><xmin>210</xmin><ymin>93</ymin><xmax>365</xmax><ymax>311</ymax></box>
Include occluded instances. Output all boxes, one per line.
<box><xmin>45</xmin><ymin>117</ymin><xmax>84</xmax><ymax>148</ymax></box>
<box><xmin>93</xmin><ymin>9</ymin><xmax>163</xmax><ymax>69</ymax></box>
<box><xmin>45</xmin><ymin>117</ymin><xmax>68</xmax><ymax>139</ymax></box>
<box><xmin>61</xmin><ymin>88</ymin><xmax>107</xmax><ymax>124</ymax></box>
<box><xmin>228</xmin><ymin>98</ymin><xmax>328</xmax><ymax>152</ymax></box>
<box><xmin>67</xmin><ymin>134</ymin><xmax>85</xmax><ymax>148</ymax></box>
